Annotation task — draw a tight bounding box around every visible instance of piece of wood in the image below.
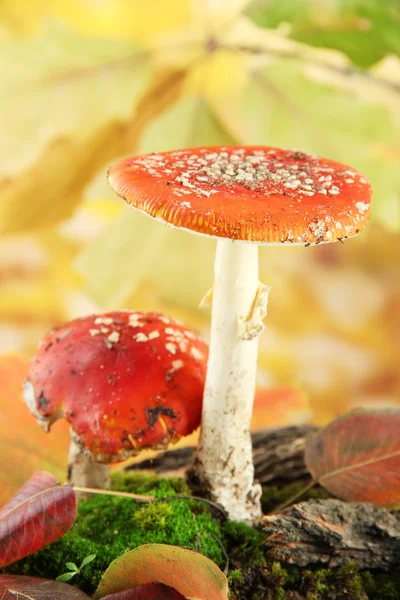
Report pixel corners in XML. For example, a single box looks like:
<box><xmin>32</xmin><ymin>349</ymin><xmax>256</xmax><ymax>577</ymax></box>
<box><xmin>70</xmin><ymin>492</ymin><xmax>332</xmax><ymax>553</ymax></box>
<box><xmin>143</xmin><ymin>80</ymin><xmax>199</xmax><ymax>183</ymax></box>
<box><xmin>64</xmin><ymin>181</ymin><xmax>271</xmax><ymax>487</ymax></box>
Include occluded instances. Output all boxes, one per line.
<box><xmin>263</xmin><ymin>499</ymin><xmax>400</xmax><ymax>570</ymax></box>
<box><xmin>125</xmin><ymin>424</ymin><xmax>318</xmax><ymax>487</ymax></box>
<box><xmin>251</xmin><ymin>425</ymin><xmax>318</xmax><ymax>486</ymax></box>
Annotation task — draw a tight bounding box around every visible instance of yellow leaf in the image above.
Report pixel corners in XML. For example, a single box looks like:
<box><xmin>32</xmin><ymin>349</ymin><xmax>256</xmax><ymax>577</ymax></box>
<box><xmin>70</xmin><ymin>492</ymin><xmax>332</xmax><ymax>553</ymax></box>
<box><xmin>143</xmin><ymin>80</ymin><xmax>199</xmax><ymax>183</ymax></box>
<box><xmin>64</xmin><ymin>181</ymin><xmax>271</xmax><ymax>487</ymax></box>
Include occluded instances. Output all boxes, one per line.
<box><xmin>185</xmin><ymin>50</ymin><xmax>248</xmax><ymax>101</ymax></box>
<box><xmin>76</xmin><ymin>208</ymin><xmax>171</xmax><ymax>309</ymax></box>
<box><xmin>0</xmin><ymin>230</ymin><xmax>99</xmax><ymax>355</ymax></box>
<box><xmin>76</xmin><ymin>96</ymin><xmax>235</xmax><ymax>309</ymax></box>
<box><xmin>0</xmin><ymin>0</ymin><xmax>192</xmax><ymax>43</ymax></box>
<box><xmin>0</xmin><ymin>24</ymin><xmax>150</xmax><ymax>232</ymax></box>
<box><xmin>0</xmin><ymin>24</ymin><xmax>189</xmax><ymax>233</ymax></box>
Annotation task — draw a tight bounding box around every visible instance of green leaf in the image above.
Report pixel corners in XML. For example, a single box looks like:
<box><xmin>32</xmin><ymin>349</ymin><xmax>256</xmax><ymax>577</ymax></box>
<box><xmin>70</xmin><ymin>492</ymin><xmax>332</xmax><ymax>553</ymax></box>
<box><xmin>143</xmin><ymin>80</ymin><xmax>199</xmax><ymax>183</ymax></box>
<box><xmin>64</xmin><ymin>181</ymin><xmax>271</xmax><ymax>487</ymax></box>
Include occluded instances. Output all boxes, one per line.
<box><xmin>0</xmin><ymin>23</ymin><xmax>150</xmax><ymax>233</ymax></box>
<box><xmin>65</xmin><ymin>562</ymin><xmax>79</xmax><ymax>572</ymax></box>
<box><xmin>79</xmin><ymin>554</ymin><xmax>97</xmax><ymax>569</ymax></box>
<box><xmin>56</xmin><ymin>572</ymin><xmax>78</xmax><ymax>582</ymax></box>
<box><xmin>248</xmin><ymin>0</ymin><xmax>400</xmax><ymax>68</ymax></box>
<box><xmin>94</xmin><ymin>544</ymin><xmax>229</xmax><ymax>600</ymax></box>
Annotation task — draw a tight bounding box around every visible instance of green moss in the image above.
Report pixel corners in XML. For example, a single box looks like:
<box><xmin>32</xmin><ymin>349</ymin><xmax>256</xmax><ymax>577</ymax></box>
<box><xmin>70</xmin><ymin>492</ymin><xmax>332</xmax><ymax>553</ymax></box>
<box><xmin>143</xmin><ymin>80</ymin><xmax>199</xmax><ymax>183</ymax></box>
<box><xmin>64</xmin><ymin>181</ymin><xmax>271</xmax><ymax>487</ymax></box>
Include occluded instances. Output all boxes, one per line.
<box><xmin>131</xmin><ymin>501</ymin><xmax>174</xmax><ymax>531</ymax></box>
<box><xmin>3</xmin><ymin>472</ymin><xmax>223</xmax><ymax>594</ymax></box>
<box><xmin>3</xmin><ymin>474</ymin><xmax>400</xmax><ymax>599</ymax></box>
<box><xmin>261</xmin><ymin>482</ymin><xmax>329</xmax><ymax>514</ymax></box>
<box><xmin>222</xmin><ymin>521</ymin><xmax>265</xmax><ymax>567</ymax></box>
<box><xmin>277</xmin><ymin>562</ymin><xmax>400</xmax><ymax>600</ymax></box>
<box><xmin>263</xmin><ymin>562</ymin><xmax>287</xmax><ymax>600</ymax></box>
<box><xmin>228</xmin><ymin>569</ymin><xmax>244</xmax><ymax>584</ymax></box>
<box><xmin>111</xmin><ymin>471</ymin><xmax>189</xmax><ymax>495</ymax></box>
<box><xmin>297</xmin><ymin>562</ymin><xmax>365</xmax><ymax>599</ymax></box>
<box><xmin>363</xmin><ymin>571</ymin><xmax>400</xmax><ymax>600</ymax></box>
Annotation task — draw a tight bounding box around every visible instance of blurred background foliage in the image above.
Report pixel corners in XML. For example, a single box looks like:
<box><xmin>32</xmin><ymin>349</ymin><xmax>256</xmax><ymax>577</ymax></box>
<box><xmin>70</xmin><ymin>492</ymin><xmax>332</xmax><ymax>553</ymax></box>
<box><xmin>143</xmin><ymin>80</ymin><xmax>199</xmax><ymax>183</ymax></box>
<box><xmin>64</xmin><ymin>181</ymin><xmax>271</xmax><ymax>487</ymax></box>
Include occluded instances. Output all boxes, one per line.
<box><xmin>0</xmin><ymin>0</ymin><xmax>399</xmax><ymax>500</ymax></box>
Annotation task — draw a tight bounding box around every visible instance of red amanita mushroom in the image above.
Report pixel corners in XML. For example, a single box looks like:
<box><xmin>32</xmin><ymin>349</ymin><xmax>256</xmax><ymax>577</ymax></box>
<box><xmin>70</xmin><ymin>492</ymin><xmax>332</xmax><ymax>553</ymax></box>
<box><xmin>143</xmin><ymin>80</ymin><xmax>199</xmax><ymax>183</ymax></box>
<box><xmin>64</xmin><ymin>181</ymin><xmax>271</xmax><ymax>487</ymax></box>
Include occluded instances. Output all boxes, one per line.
<box><xmin>108</xmin><ymin>146</ymin><xmax>372</xmax><ymax>523</ymax></box>
<box><xmin>24</xmin><ymin>310</ymin><xmax>207</xmax><ymax>489</ymax></box>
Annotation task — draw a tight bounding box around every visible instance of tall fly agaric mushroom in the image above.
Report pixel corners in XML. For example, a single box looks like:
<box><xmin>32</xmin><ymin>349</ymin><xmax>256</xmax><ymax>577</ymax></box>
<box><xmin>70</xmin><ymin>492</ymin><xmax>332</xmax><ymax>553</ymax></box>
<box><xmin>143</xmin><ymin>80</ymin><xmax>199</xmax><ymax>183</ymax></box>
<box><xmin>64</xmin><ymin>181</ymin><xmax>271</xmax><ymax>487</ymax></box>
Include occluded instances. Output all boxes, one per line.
<box><xmin>24</xmin><ymin>310</ymin><xmax>207</xmax><ymax>489</ymax></box>
<box><xmin>108</xmin><ymin>146</ymin><xmax>372</xmax><ymax>523</ymax></box>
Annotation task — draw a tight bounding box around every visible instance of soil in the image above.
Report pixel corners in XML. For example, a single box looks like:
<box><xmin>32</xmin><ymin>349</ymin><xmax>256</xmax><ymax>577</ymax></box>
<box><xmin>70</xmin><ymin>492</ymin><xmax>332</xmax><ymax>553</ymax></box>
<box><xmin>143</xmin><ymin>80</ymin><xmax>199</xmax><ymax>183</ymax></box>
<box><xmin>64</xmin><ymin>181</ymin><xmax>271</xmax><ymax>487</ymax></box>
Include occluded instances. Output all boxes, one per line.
<box><xmin>2</xmin><ymin>426</ymin><xmax>400</xmax><ymax>600</ymax></box>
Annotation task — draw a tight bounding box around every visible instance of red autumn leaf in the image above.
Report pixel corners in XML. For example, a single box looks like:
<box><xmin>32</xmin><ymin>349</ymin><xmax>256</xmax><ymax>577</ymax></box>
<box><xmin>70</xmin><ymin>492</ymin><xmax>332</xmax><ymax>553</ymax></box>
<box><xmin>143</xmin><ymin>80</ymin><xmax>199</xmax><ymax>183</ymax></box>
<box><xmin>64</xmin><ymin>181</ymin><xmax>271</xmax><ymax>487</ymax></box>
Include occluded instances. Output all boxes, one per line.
<box><xmin>305</xmin><ymin>409</ymin><xmax>400</xmax><ymax>506</ymax></box>
<box><xmin>0</xmin><ymin>471</ymin><xmax>76</xmax><ymax>568</ymax></box>
<box><xmin>0</xmin><ymin>471</ymin><xmax>59</xmax><ymax>517</ymax></box>
<box><xmin>0</xmin><ymin>575</ymin><xmax>90</xmax><ymax>599</ymax></box>
<box><xmin>103</xmin><ymin>583</ymin><xmax>186</xmax><ymax>600</ymax></box>
<box><xmin>94</xmin><ymin>544</ymin><xmax>229</xmax><ymax>600</ymax></box>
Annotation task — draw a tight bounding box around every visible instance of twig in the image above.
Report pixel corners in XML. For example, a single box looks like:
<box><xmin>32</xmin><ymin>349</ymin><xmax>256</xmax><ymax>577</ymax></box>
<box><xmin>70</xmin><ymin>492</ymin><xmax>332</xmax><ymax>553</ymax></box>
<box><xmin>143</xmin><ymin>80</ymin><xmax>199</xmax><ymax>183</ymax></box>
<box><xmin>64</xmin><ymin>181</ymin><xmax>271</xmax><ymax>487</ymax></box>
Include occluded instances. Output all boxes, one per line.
<box><xmin>221</xmin><ymin>43</ymin><xmax>400</xmax><ymax>95</ymax></box>
<box><xmin>210</xmin><ymin>533</ymin><xmax>230</xmax><ymax>575</ymax></box>
<box><xmin>185</xmin><ymin>97</ymin><xmax>206</xmax><ymax>148</ymax></box>
<box><xmin>251</xmin><ymin>69</ymin><xmax>303</xmax><ymax>119</ymax></box>
<box><xmin>73</xmin><ymin>486</ymin><xmax>228</xmax><ymax>519</ymax></box>
<box><xmin>269</xmin><ymin>478</ymin><xmax>316</xmax><ymax>515</ymax></box>
<box><xmin>72</xmin><ymin>486</ymin><xmax>154</xmax><ymax>501</ymax></box>
<box><xmin>42</xmin><ymin>51</ymin><xmax>149</xmax><ymax>85</ymax></box>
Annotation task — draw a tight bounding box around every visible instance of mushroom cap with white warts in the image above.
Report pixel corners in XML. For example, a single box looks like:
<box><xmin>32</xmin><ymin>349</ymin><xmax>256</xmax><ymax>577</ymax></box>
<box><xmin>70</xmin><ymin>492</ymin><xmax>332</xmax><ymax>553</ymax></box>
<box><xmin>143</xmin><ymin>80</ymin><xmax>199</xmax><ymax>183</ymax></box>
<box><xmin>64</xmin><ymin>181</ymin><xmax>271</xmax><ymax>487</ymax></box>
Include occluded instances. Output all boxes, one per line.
<box><xmin>24</xmin><ymin>311</ymin><xmax>208</xmax><ymax>463</ymax></box>
<box><xmin>108</xmin><ymin>146</ymin><xmax>372</xmax><ymax>246</ymax></box>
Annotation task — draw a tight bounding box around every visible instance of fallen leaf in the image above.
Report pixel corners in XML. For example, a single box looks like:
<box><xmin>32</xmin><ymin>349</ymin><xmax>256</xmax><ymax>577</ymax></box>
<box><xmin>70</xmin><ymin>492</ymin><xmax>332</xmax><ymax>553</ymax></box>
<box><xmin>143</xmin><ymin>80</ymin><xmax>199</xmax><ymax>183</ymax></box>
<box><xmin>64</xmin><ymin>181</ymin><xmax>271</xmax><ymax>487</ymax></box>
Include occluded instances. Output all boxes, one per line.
<box><xmin>0</xmin><ymin>471</ymin><xmax>76</xmax><ymax>568</ymax></box>
<box><xmin>94</xmin><ymin>544</ymin><xmax>229</xmax><ymax>600</ymax></box>
<box><xmin>0</xmin><ymin>575</ymin><xmax>90</xmax><ymax>599</ymax></box>
<box><xmin>103</xmin><ymin>583</ymin><xmax>186</xmax><ymax>600</ymax></box>
<box><xmin>305</xmin><ymin>409</ymin><xmax>400</xmax><ymax>506</ymax></box>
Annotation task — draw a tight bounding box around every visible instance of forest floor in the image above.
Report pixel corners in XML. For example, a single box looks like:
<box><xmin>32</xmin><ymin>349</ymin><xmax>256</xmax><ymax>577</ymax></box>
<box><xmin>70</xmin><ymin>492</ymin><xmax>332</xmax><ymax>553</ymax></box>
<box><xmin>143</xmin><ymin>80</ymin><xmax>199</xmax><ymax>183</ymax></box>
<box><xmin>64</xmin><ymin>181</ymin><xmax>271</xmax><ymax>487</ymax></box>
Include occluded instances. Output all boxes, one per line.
<box><xmin>3</xmin><ymin>426</ymin><xmax>400</xmax><ymax>600</ymax></box>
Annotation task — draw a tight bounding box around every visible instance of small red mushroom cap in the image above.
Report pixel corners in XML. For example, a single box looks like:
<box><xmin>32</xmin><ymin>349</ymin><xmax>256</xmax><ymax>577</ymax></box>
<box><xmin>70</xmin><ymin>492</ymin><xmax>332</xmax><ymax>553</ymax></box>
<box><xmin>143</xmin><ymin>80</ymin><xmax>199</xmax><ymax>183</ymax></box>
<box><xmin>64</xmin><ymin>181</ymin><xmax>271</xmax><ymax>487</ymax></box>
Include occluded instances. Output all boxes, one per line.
<box><xmin>108</xmin><ymin>146</ymin><xmax>372</xmax><ymax>245</ymax></box>
<box><xmin>24</xmin><ymin>311</ymin><xmax>208</xmax><ymax>463</ymax></box>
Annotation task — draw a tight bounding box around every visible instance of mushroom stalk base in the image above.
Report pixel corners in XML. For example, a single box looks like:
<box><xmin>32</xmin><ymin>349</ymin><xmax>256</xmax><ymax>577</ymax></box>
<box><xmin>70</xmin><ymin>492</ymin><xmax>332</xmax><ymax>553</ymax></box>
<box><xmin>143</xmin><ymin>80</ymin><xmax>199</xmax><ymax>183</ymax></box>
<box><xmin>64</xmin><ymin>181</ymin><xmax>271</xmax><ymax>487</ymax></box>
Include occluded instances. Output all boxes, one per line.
<box><xmin>68</xmin><ymin>432</ymin><xmax>110</xmax><ymax>493</ymax></box>
<box><xmin>195</xmin><ymin>239</ymin><xmax>267</xmax><ymax>524</ymax></box>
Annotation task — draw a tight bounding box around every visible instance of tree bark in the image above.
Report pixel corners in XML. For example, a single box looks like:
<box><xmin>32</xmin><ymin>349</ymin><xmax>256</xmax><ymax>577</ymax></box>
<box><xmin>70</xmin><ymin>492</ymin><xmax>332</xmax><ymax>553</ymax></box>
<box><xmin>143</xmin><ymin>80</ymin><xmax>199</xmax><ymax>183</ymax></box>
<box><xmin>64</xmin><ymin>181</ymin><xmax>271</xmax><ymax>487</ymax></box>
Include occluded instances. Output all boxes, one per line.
<box><xmin>263</xmin><ymin>499</ymin><xmax>400</xmax><ymax>570</ymax></box>
<box><xmin>126</xmin><ymin>424</ymin><xmax>318</xmax><ymax>487</ymax></box>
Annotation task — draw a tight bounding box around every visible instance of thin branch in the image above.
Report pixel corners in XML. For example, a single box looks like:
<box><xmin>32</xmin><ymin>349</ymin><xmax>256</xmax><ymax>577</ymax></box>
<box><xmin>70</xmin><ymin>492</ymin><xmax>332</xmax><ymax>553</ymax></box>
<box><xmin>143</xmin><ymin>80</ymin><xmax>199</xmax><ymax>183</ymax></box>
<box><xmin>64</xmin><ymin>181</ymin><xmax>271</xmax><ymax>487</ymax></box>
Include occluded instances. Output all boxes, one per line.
<box><xmin>72</xmin><ymin>486</ymin><xmax>154</xmax><ymax>501</ymax></box>
<box><xmin>221</xmin><ymin>43</ymin><xmax>400</xmax><ymax>95</ymax></box>
<box><xmin>210</xmin><ymin>532</ymin><xmax>230</xmax><ymax>575</ymax></box>
<box><xmin>185</xmin><ymin>97</ymin><xmax>206</xmax><ymax>147</ymax></box>
<box><xmin>269</xmin><ymin>478</ymin><xmax>316</xmax><ymax>515</ymax></box>
<box><xmin>42</xmin><ymin>50</ymin><xmax>149</xmax><ymax>85</ymax></box>
<box><xmin>251</xmin><ymin>69</ymin><xmax>329</xmax><ymax>152</ymax></box>
<box><xmin>73</xmin><ymin>486</ymin><xmax>228</xmax><ymax>519</ymax></box>
<box><xmin>251</xmin><ymin>69</ymin><xmax>303</xmax><ymax>119</ymax></box>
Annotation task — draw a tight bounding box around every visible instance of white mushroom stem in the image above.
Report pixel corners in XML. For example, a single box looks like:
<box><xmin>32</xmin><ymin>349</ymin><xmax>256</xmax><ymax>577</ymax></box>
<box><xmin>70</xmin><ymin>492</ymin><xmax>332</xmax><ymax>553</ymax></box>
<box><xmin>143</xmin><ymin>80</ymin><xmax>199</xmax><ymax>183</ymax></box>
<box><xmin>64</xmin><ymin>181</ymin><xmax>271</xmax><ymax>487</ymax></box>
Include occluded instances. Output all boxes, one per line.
<box><xmin>68</xmin><ymin>430</ymin><xmax>110</xmax><ymax>494</ymax></box>
<box><xmin>196</xmin><ymin>239</ymin><xmax>270</xmax><ymax>524</ymax></box>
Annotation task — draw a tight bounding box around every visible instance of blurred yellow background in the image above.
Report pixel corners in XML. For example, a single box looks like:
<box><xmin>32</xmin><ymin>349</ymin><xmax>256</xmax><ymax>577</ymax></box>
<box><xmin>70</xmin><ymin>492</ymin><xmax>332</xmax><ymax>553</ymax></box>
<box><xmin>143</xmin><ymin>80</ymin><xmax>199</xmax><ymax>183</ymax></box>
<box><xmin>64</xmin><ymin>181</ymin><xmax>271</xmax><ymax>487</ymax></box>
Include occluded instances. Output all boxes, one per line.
<box><xmin>0</xmin><ymin>0</ymin><xmax>399</xmax><ymax>501</ymax></box>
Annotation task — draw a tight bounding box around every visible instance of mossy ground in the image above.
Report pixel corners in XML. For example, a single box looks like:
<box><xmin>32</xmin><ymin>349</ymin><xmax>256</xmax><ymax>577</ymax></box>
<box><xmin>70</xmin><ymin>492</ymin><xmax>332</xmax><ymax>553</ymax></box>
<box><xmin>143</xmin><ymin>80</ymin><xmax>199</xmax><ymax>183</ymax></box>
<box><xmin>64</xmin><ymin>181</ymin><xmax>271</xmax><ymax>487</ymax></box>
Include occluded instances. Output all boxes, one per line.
<box><xmin>3</xmin><ymin>472</ymin><xmax>400</xmax><ymax>599</ymax></box>
<box><xmin>3</xmin><ymin>473</ymin><xmax>223</xmax><ymax>594</ymax></box>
